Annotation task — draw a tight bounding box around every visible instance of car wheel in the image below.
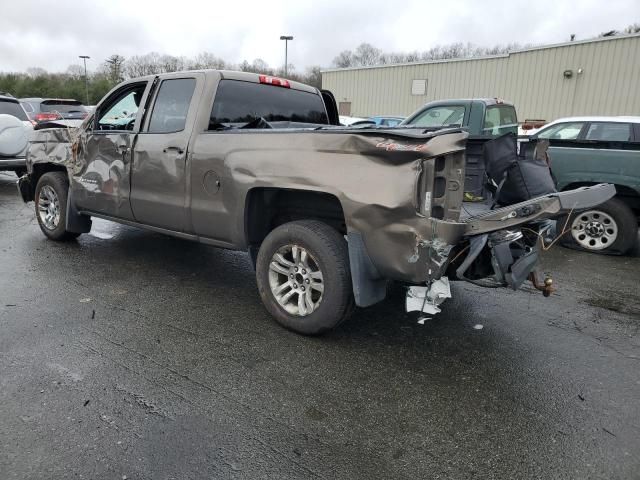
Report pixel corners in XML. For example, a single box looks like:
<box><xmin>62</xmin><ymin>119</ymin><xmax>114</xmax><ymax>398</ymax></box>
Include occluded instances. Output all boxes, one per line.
<box><xmin>256</xmin><ymin>220</ymin><xmax>353</xmax><ymax>335</ymax></box>
<box><xmin>558</xmin><ymin>197</ymin><xmax>637</xmax><ymax>255</ymax></box>
<box><xmin>34</xmin><ymin>172</ymin><xmax>81</xmax><ymax>241</ymax></box>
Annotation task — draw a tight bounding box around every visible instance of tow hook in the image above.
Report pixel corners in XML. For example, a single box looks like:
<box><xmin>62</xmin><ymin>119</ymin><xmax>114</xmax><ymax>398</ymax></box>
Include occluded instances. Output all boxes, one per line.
<box><xmin>529</xmin><ymin>271</ymin><xmax>555</xmax><ymax>297</ymax></box>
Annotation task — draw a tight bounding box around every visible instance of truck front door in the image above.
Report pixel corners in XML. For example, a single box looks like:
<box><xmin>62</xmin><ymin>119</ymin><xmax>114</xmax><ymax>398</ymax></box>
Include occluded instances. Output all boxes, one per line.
<box><xmin>130</xmin><ymin>73</ymin><xmax>203</xmax><ymax>232</ymax></box>
<box><xmin>75</xmin><ymin>80</ymin><xmax>151</xmax><ymax>219</ymax></box>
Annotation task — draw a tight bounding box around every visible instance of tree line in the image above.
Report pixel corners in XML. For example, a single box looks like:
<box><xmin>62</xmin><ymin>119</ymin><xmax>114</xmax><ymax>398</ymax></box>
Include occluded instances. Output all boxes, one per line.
<box><xmin>0</xmin><ymin>53</ymin><xmax>322</xmax><ymax>105</ymax></box>
<box><xmin>331</xmin><ymin>23</ymin><xmax>640</xmax><ymax>69</ymax></box>
<box><xmin>1</xmin><ymin>22</ymin><xmax>638</xmax><ymax>104</ymax></box>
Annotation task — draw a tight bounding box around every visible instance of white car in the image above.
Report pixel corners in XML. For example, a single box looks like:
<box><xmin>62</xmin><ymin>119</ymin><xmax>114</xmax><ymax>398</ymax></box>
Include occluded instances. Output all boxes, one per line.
<box><xmin>339</xmin><ymin>115</ymin><xmax>369</xmax><ymax>126</ymax></box>
<box><xmin>0</xmin><ymin>95</ymin><xmax>34</xmax><ymax>176</ymax></box>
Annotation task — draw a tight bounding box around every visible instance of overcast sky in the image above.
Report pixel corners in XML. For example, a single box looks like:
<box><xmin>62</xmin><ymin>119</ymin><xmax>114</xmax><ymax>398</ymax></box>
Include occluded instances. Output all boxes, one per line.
<box><xmin>1</xmin><ymin>0</ymin><xmax>638</xmax><ymax>73</ymax></box>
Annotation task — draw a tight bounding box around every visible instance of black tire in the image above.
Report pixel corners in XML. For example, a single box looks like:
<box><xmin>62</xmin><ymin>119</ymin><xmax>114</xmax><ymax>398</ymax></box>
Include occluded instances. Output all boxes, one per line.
<box><xmin>256</xmin><ymin>220</ymin><xmax>353</xmax><ymax>335</ymax></box>
<box><xmin>34</xmin><ymin>172</ymin><xmax>81</xmax><ymax>241</ymax></box>
<box><xmin>557</xmin><ymin>197</ymin><xmax>638</xmax><ymax>255</ymax></box>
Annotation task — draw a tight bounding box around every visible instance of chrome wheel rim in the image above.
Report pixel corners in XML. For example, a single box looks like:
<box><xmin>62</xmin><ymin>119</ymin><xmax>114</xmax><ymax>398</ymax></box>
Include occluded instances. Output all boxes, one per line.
<box><xmin>38</xmin><ymin>185</ymin><xmax>61</xmax><ymax>230</ymax></box>
<box><xmin>268</xmin><ymin>244</ymin><xmax>324</xmax><ymax>316</ymax></box>
<box><xmin>571</xmin><ymin>210</ymin><xmax>618</xmax><ymax>250</ymax></box>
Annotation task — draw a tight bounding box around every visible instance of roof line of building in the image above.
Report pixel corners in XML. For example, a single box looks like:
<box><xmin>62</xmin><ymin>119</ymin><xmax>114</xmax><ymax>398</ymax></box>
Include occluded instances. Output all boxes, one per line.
<box><xmin>320</xmin><ymin>32</ymin><xmax>640</xmax><ymax>73</ymax></box>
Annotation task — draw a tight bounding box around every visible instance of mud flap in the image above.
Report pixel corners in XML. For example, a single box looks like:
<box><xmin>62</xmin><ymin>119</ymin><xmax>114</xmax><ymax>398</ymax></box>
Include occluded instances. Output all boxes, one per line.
<box><xmin>16</xmin><ymin>175</ymin><xmax>33</xmax><ymax>202</ymax></box>
<box><xmin>66</xmin><ymin>187</ymin><xmax>92</xmax><ymax>233</ymax></box>
<box><xmin>348</xmin><ymin>231</ymin><xmax>387</xmax><ymax>307</ymax></box>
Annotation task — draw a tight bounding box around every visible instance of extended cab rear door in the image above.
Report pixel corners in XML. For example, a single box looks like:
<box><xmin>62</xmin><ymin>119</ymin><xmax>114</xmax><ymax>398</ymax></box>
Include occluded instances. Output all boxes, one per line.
<box><xmin>130</xmin><ymin>72</ymin><xmax>204</xmax><ymax>231</ymax></box>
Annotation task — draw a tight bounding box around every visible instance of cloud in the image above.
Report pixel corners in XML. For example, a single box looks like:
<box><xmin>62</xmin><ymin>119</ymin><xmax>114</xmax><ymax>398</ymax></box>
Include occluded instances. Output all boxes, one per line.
<box><xmin>0</xmin><ymin>0</ymin><xmax>638</xmax><ymax>73</ymax></box>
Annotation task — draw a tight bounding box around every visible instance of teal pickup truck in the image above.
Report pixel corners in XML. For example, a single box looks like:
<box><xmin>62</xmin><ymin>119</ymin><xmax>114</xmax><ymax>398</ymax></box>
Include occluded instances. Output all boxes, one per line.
<box><xmin>529</xmin><ymin>117</ymin><xmax>640</xmax><ymax>255</ymax></box>
<box><xmin>400</xmin><ymin>98</ymin><xmax>519</xmax><ymax>201</ymax></box>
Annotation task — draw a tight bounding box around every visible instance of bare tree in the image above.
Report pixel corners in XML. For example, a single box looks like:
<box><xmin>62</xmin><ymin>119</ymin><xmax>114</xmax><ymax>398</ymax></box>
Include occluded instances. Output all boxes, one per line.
<box><xmin>104</xmin><ymin>55</ymin><xmax>126</xmax><ymax>83</ymax></box>
<box><xmin>353</xmin><ymin>43</ymin><xmax>382</xmax><ymax>66</ymax></box>
<box><xmin>624</xmin><ymin>23</ymin><xmax>640</xmax><ymax>34</ymax></box>
<box><xmin>192</xmin><ymin>52</ymin><xmax>227</xmax><ymax>70</ymax></box>
<box><xmin>66</xmin><ymin>64</ymin><xmax>85</xmax><ymax>80</ymax></box>
<box><xmin>26</xmin><ymin>67</ymin><xmax>47</xmax><ymax>78</ymax></box>
<box><xmin>332</xmin><ymin>50</ymin><xmax>354</xmax><ymax>68</ymax></box>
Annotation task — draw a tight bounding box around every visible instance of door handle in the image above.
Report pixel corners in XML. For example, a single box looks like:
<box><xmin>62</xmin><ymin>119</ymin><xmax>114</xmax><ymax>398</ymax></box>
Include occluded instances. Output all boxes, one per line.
<box><xmin>163</xmin><ymin>147</ymin><xmax>184</xmax><ymax>154</ymax></box>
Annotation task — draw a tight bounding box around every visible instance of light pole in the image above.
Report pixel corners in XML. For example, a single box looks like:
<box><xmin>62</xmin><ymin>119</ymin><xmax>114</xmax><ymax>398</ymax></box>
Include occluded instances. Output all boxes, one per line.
<box><xmin>79</xmin><ymin>55</ymin><xmax>90</xmax><ymax>105</ymax></box>
<box><xmin>279</xmin><ymin>35</ymin><xmax>293</xmax><ymax>77</ymax></box>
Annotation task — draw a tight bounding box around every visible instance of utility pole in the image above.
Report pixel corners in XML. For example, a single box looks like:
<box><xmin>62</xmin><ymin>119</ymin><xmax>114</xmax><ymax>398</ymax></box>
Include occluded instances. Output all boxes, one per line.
<box><xmin>79</xmin><ymin>55</ymin><xmax>90</xmax><ymax>105</ymax></box>
<box><xmin>279</xmin><ymin>36</ymin><xmax>293</xmax><ymax>77</ymax></box>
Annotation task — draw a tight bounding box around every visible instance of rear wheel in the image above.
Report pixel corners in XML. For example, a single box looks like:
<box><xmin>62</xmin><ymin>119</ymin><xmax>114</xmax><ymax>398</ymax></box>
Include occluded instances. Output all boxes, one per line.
<box><xmin>256</xmin><ymin>220</ymin><xmax>353</xmax><ymax>335</ymax></box>
<box><xmin>34</xmin><ymin>172</ymin><xmax>81</xmax><ymax>241</ymax></box>
<box><xmin>558</xmin><ymin>197</ymin><xmax>637</xmax><ymax>255</ymax></box>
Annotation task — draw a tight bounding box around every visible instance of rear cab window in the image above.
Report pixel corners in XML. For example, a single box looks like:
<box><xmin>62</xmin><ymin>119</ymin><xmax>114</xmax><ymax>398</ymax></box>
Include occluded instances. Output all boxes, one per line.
<box><xmin>585</xmin><ymin>122</ymin><xmax>632</xmax><ymax>142</ymax></box>
<box><xmin>209</xmin><ymin>80</ymin><xmax>328</xmax><ymax>130</ymax></box>
<box><xmin>482</xmin><ymin>105</ymin><xmax>518</xmax><ymax>136</ymax></box>
<box><xmin>0</xmin><ymin>99</ymin><xmax>28</xmax><ymax>121</ymax></box>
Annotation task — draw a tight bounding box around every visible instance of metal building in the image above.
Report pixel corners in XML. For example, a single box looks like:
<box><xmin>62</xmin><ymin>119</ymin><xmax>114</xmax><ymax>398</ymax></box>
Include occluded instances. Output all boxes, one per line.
<box><xmin>321</xmin><ymin>33</ymin><xmax>640</xmax><ymax>122</ymax></box>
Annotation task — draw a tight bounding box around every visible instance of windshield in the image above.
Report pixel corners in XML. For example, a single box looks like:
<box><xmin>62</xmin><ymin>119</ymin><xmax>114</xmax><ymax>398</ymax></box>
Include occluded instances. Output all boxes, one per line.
<box><xmin>407</xmin><ymin>105</ymin><xmax>466</xmax><ymax>127</ymax></box>
<box><xmin>209</xmin><ymin>80</ymin><xmax>328</xmax><ymax>129</ymax></box>
<box><xmin>0</xmin><ymin>99</ymin><xmax>28</xmax><ymax>121</ymax></box>
<box><xmin>482</xmin><ymin>105</ymin><xmax>518</xmax><ymax>136</ymax></box>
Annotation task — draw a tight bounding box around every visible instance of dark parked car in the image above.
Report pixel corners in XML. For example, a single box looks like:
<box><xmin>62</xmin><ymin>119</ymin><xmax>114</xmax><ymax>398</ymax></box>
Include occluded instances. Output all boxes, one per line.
<box><xmin>19</xmin><ymin>98</ymin><xmax>89</xmax><ymax>123</ymax></box>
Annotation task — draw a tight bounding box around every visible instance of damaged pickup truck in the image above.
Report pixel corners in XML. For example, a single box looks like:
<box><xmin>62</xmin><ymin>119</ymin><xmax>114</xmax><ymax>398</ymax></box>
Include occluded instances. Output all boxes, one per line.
<box><xmin>17</xmin><ymin>70</ymin><xmax>615</xmax><ymax>334</ymax></box>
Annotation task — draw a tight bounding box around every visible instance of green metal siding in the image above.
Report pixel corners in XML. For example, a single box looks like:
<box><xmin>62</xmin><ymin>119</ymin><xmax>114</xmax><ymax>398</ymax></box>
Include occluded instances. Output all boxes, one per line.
<box><xmin>322</xmin><ymin>34</ymin><xmax>640</xmax><ymax>121</ymax></box>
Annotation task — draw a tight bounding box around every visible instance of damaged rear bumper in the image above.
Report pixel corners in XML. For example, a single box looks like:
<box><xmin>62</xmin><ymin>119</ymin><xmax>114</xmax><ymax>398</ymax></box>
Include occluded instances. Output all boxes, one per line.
<box><xmin>398</xmin><ymin>184</ymin><xmax>616</xmax><ymax>315</ymax></box>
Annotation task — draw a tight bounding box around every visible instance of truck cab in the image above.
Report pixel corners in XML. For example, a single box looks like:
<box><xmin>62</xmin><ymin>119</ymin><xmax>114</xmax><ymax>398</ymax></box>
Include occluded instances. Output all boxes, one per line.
<box><xmin>400</xmin><ymin>98</ymin><xmax>518</xmax><ymax>137</ymax></box>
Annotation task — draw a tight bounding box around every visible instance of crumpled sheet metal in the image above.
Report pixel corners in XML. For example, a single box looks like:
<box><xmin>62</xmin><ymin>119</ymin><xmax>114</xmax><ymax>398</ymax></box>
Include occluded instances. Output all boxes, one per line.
<box><xmin>27</xmin><ymin>127</ymin><xmax>78</xmax><ymax>169</ymax></box>
<box><xmin>28</xmin><ymin>125</ymin><xmax>470</xmax><ymax>285</ymax></box>
<box><xmin>207</xmin><ymin>128</ymin><xmax>470</xmax><ymax>284</ymax></box>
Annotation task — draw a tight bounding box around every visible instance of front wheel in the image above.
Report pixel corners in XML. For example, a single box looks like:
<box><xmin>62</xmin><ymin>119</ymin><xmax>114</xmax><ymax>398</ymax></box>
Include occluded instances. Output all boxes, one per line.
<box><xmin>558</xmin><ymin>197</ymin><xmax>637</xmax><ymax>255</ymax></box>
<box><xmin>34</xmin><ymin>172</ymin><xmax>81</xmax><ymax>241</ymax></box>
<box><xmin>255</xmin><ymin>220</ymin><xmax>353</xmax><ymax>335</ymax></box>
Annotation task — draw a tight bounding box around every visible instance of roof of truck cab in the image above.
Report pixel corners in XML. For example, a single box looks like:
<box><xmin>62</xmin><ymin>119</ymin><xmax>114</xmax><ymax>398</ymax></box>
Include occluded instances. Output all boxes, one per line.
<box><xmin>144</xmin><ymin>70</ymin><xmax>318</xmax><ymax>94</ymax></box>
<box><xmin>418</xmin><ymin>98</ymin><xmax>515</xmax><ymax>107</ymax></box>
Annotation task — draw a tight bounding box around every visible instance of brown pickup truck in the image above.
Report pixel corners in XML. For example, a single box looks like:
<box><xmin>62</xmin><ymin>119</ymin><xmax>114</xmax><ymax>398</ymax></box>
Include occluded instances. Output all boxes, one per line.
<box><xmin>17</xmin><ymin>70</ymin><xmax>614</xmax><ymax>334</ymax></box>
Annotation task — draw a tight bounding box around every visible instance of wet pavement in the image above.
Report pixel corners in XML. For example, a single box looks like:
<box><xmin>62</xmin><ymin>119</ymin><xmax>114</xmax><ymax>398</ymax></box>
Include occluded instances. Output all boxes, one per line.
<box><xmin>1</xmin><ymin>171</ymin><xmax>639</xmax><ymax>479</ymax></box>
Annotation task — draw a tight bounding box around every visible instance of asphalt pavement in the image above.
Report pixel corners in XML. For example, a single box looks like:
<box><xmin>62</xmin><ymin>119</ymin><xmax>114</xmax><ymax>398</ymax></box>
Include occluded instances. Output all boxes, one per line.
<box><xmin>1</xmin><ymin>171</ymin><xmax>639</xmax><ymax>480</ymax></box>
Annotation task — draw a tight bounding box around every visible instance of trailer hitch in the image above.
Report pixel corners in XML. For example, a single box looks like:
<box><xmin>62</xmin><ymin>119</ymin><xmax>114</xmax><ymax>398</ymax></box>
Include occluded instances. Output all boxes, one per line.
<box><xmin>528</xmin><ymin>270</ymin><xmax>554</xmax><ymax>297</ymax></box>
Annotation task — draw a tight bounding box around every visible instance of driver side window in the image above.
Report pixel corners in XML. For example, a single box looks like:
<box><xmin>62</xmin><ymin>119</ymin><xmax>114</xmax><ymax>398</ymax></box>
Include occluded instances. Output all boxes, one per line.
<box><xmin>96</xmin><ymin>83</ymin><xmax>147</xmax><ymax>131</ymax></box>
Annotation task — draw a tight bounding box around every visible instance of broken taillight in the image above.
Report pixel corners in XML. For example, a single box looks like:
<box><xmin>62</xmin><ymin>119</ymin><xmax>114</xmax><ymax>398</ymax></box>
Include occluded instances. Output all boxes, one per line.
<box><xmin>259</xmin><ymin>75</ymin><xmax>290</xmax><ymax>88</ymax></box>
